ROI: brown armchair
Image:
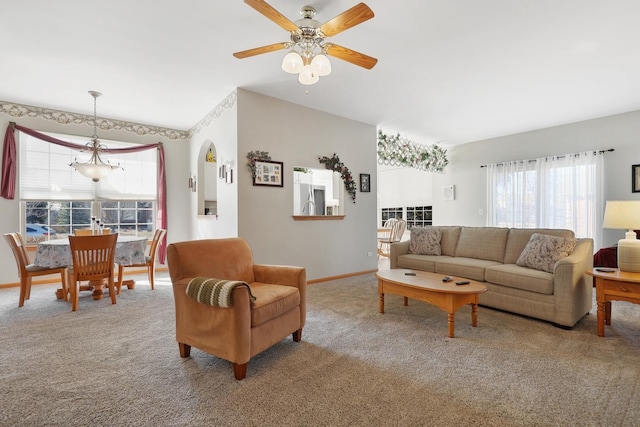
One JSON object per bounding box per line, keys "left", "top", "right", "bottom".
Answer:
{"left": 167, "top": 237, "right": 306, "bottom": 380}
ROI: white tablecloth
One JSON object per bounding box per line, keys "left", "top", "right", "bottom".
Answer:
{"left": 34, "top": 235, "right": 147, "bottom": 268}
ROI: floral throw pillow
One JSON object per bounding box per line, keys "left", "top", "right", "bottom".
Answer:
{"left": 516, "top": 233, "right": 578, "bottom": 273}
{"left": 409, "top": 227, "right": 442, "bottom": 255}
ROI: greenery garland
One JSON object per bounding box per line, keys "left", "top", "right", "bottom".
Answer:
{"left": 246, "top": 150, "right": 271, "bottom": 178}
{"left": 377, "top": 130, "right": 449, "bottom": 173}
{"left": 318, "top": 153, "right": 357, "bottom": 203}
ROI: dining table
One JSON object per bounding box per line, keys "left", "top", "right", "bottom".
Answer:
{"left": 34, "top": 235, "right": 148, "bottom": 300}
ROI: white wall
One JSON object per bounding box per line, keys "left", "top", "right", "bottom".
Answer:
{"left": 377, "top": 164, "right": 433, "bottom": 226}
{"left": 189, "top": 93, "right": 239, "bottom": 239}
{"left": 432, "top": 110, "right": 640, "bottom": 250}
{"left": 0, "top": 112, "right": 191, "bottom": 285}
{"left": 236, "top": 89, "right": 378, "bottom": 280}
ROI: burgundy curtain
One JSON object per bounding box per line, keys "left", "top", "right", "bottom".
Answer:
{"left": 1, "top": 123, "right": 168, "bottom": 263}
{"left": 0, "top": 125, "right": 16, "bottom": 199}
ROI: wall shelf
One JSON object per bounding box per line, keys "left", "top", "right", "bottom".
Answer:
{"left": 292, "top": 215, "right": 345, "bottom": 221}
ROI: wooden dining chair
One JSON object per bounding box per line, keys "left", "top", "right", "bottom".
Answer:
{"left": 74, "top": 228, "right": 111, "bottom": 236}
{"left": 67, "top": 233, "right": 118, "bottom": 311}
{"left": 377, "top": 219, "right": 407, "bottom": 258}
{"left": 116, "top": 229, "right": 166, "bottom": 293}
{"left": 3, "top": 232, "right": 68, "bottom": 307}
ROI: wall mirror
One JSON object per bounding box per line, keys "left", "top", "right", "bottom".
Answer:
{"left": 293, "top": 167, "right": 343, "bottom": 216}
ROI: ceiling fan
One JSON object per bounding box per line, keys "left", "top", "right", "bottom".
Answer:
{"left": 233, "top": 0, "right": 377, "bottom": 85}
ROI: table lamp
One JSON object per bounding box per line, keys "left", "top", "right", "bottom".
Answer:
{"left": 603, "top": 200, "right": 640, "bottom": 272}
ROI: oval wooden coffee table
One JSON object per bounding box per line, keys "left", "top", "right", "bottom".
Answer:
{"left": 376, "top": 269, "right": 487, "bottom": 338}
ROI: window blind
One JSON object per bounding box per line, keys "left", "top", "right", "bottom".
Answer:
{"left": 19, "top": 131, "right": 157, "bottom": 201}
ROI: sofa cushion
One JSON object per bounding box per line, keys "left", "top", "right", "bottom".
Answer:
{"left": 516, "top": 233, "right": 578, "bottom": 273}
{"left": 397, "top": 254, "right": 451, "bottom": 272}
{"left": 437, "top": 226, "right": 462, "bottom": 256}
{"left": 409, "top": 227, "right": 442, "bottom": 255}
{"left": 504, "top": 228, "right": 575, "bottom": 265}
{"left": 455, "top": 227, "right": 509, "bottom": 262}
{"left": 485, "top": 264, "right": 554, "bottom": 295}
{"left": 249, "top": 282, "right": 300, "bottom": 328}
{"left": 434, "top": 257, "right": 502, "bottom": 282}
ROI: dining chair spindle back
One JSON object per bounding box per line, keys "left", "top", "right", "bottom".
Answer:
{"left": 67, "top": 233, "right": 118, "bottom": 311}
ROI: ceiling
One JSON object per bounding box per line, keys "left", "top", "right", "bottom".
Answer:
{"left": 3, "top": 0, "right": 640, "bottom": 146}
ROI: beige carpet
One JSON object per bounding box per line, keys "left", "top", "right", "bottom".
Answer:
{"left": 1, "top": 272, "right": 639, "bottom": 426}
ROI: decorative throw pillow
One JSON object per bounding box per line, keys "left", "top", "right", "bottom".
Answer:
{"left": 516, "top": 233, "right": 578, "bottom": 273}
{"left": 409, "top": 227, "right": 442, "bottom": 255}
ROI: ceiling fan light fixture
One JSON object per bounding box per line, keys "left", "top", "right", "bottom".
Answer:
{"left": 310, "top": 54, "right": 331, "bottom": 77}
{"left": 281, "top": 51, "right": 303, "bottom": 74}
{"left": 298, "top": 65, "right": 319, "bottom": 85}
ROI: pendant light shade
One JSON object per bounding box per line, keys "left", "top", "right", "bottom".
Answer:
{"left": 69, "top": 91, "right": 121, "bottom": 182}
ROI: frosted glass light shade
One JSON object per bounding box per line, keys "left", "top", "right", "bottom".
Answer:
{"left": 298, "top": 65, "right": 319, "bottom": 85}
{"left": 281, "top": 51, "right": 303, "bottom": 74}
{"left": 310, "top": 54, "right": 331, "bottom": 77}
{"left": 70, "top": 160, "right": 117, "bottom": 182}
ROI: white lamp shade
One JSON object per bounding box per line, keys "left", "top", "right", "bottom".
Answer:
{"left": 71, "top": 161, "right": 117, "bottom": 182}
{"left": 603, "top": 200, "right": 640, "bottom": 237}
{"left": 310, "top": 54, "right": 331, "bottom": 77}
{"left": 298, "top": 65, "right": 319, "bottom": 85}
{"left": 281, "top": 51, "right": 303, "bottom": 74}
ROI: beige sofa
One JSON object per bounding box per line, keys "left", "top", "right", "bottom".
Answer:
{"left": 390, "top": 227, "right": 594, "bottom": 328}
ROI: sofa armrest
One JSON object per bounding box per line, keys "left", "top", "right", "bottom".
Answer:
{"left": 253, "top": 264, "right": 306, "bottom": 288}
{"left": 552, "top": 238, "right": 594, "bottom": 325}
{"left": 171, "top": 278, "right": 253, "bottom": 364}
{"left": 390, "top": 240, "right": 411, "bottom": 269}
{"left": 554, "top": 238, "right": 594, "bottom": 287}
{"left": 253, "top": 264, "right": 306, "bottom": 330}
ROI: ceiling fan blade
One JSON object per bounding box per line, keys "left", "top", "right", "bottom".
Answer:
{"left": 244, "top": 0, "right": 299, "bottom": 32}
{"left": 319, "top": 3, "right": 374, "bottom": 37}
{"left": 233, "top": 43, "right": 287, "bottom": 59}
{"left": 325, "top": 44, "right": 378, "bottom": 69}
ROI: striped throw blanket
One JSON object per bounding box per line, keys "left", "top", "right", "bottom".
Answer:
{"left": 186, "top": 277, "right": 256, "bottom": 308}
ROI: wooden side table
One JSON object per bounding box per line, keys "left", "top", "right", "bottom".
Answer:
{"left": 586, "top": 268, "right": 640, "bottom": 337}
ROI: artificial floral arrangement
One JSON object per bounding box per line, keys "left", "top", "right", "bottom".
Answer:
{"left": 377, "top": 130, "right": 449, "bottom": 173}
{"left": 246, "top": 150, "right": 271, "bottom": 177}
{"left": 318, "top": 153, "right": 357, "bottom": 203}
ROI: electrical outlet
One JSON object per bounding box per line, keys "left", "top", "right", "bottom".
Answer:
{"left": 367, "top": 251, "right": 373, "bottom": 257}
{"left": 478, "top": 208, "right": 484, "bottom": 215}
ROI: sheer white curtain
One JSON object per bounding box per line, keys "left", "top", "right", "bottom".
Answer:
{"left": 487, "top": 151, "right": 604, "bottom": 249}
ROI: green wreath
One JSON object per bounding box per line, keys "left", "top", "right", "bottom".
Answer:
{"left": 318, "top": 153, "right": 357, "bottom": 203}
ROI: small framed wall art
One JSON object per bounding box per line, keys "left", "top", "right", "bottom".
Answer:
{"left": 253, "top": 160, "right": 284, "bottom": 187}
{"left": 360, "top": 174, "right": 370, "bottom": 192}
{"left": 443, "top": 185, "right": 455, "bottom": 200}
{"left": 633, "top": 164, "right": 640, "bottom": 193}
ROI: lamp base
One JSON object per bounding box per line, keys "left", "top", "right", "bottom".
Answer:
{"left": 617, "top": 238, "right": 640, "bottom": 272}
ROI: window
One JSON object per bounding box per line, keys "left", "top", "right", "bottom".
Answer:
{"left": 406, "top": 206, "right": 432, "bottom": 229}
{"left": 19, "top": 131, "right": 157, "bottom": 244}
{"left": 381, "top": 207, "right": 403, "bottom": 227}
{"left": 486, "top": 151, "right": 604, "bottom": 248}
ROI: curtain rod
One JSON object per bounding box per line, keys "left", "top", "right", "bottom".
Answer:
{"left": 480, "top": 148, "right": 614, "bottom": 168}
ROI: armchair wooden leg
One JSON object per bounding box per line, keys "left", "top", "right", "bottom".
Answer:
{"left": 292, "top": 328, "right": 302, "bottom": 342}
{"left": 233, "top": 363, "right": 248, "bottom": 380}
{"left": 178, "top": 342, "right": 191, "bottom": 358}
